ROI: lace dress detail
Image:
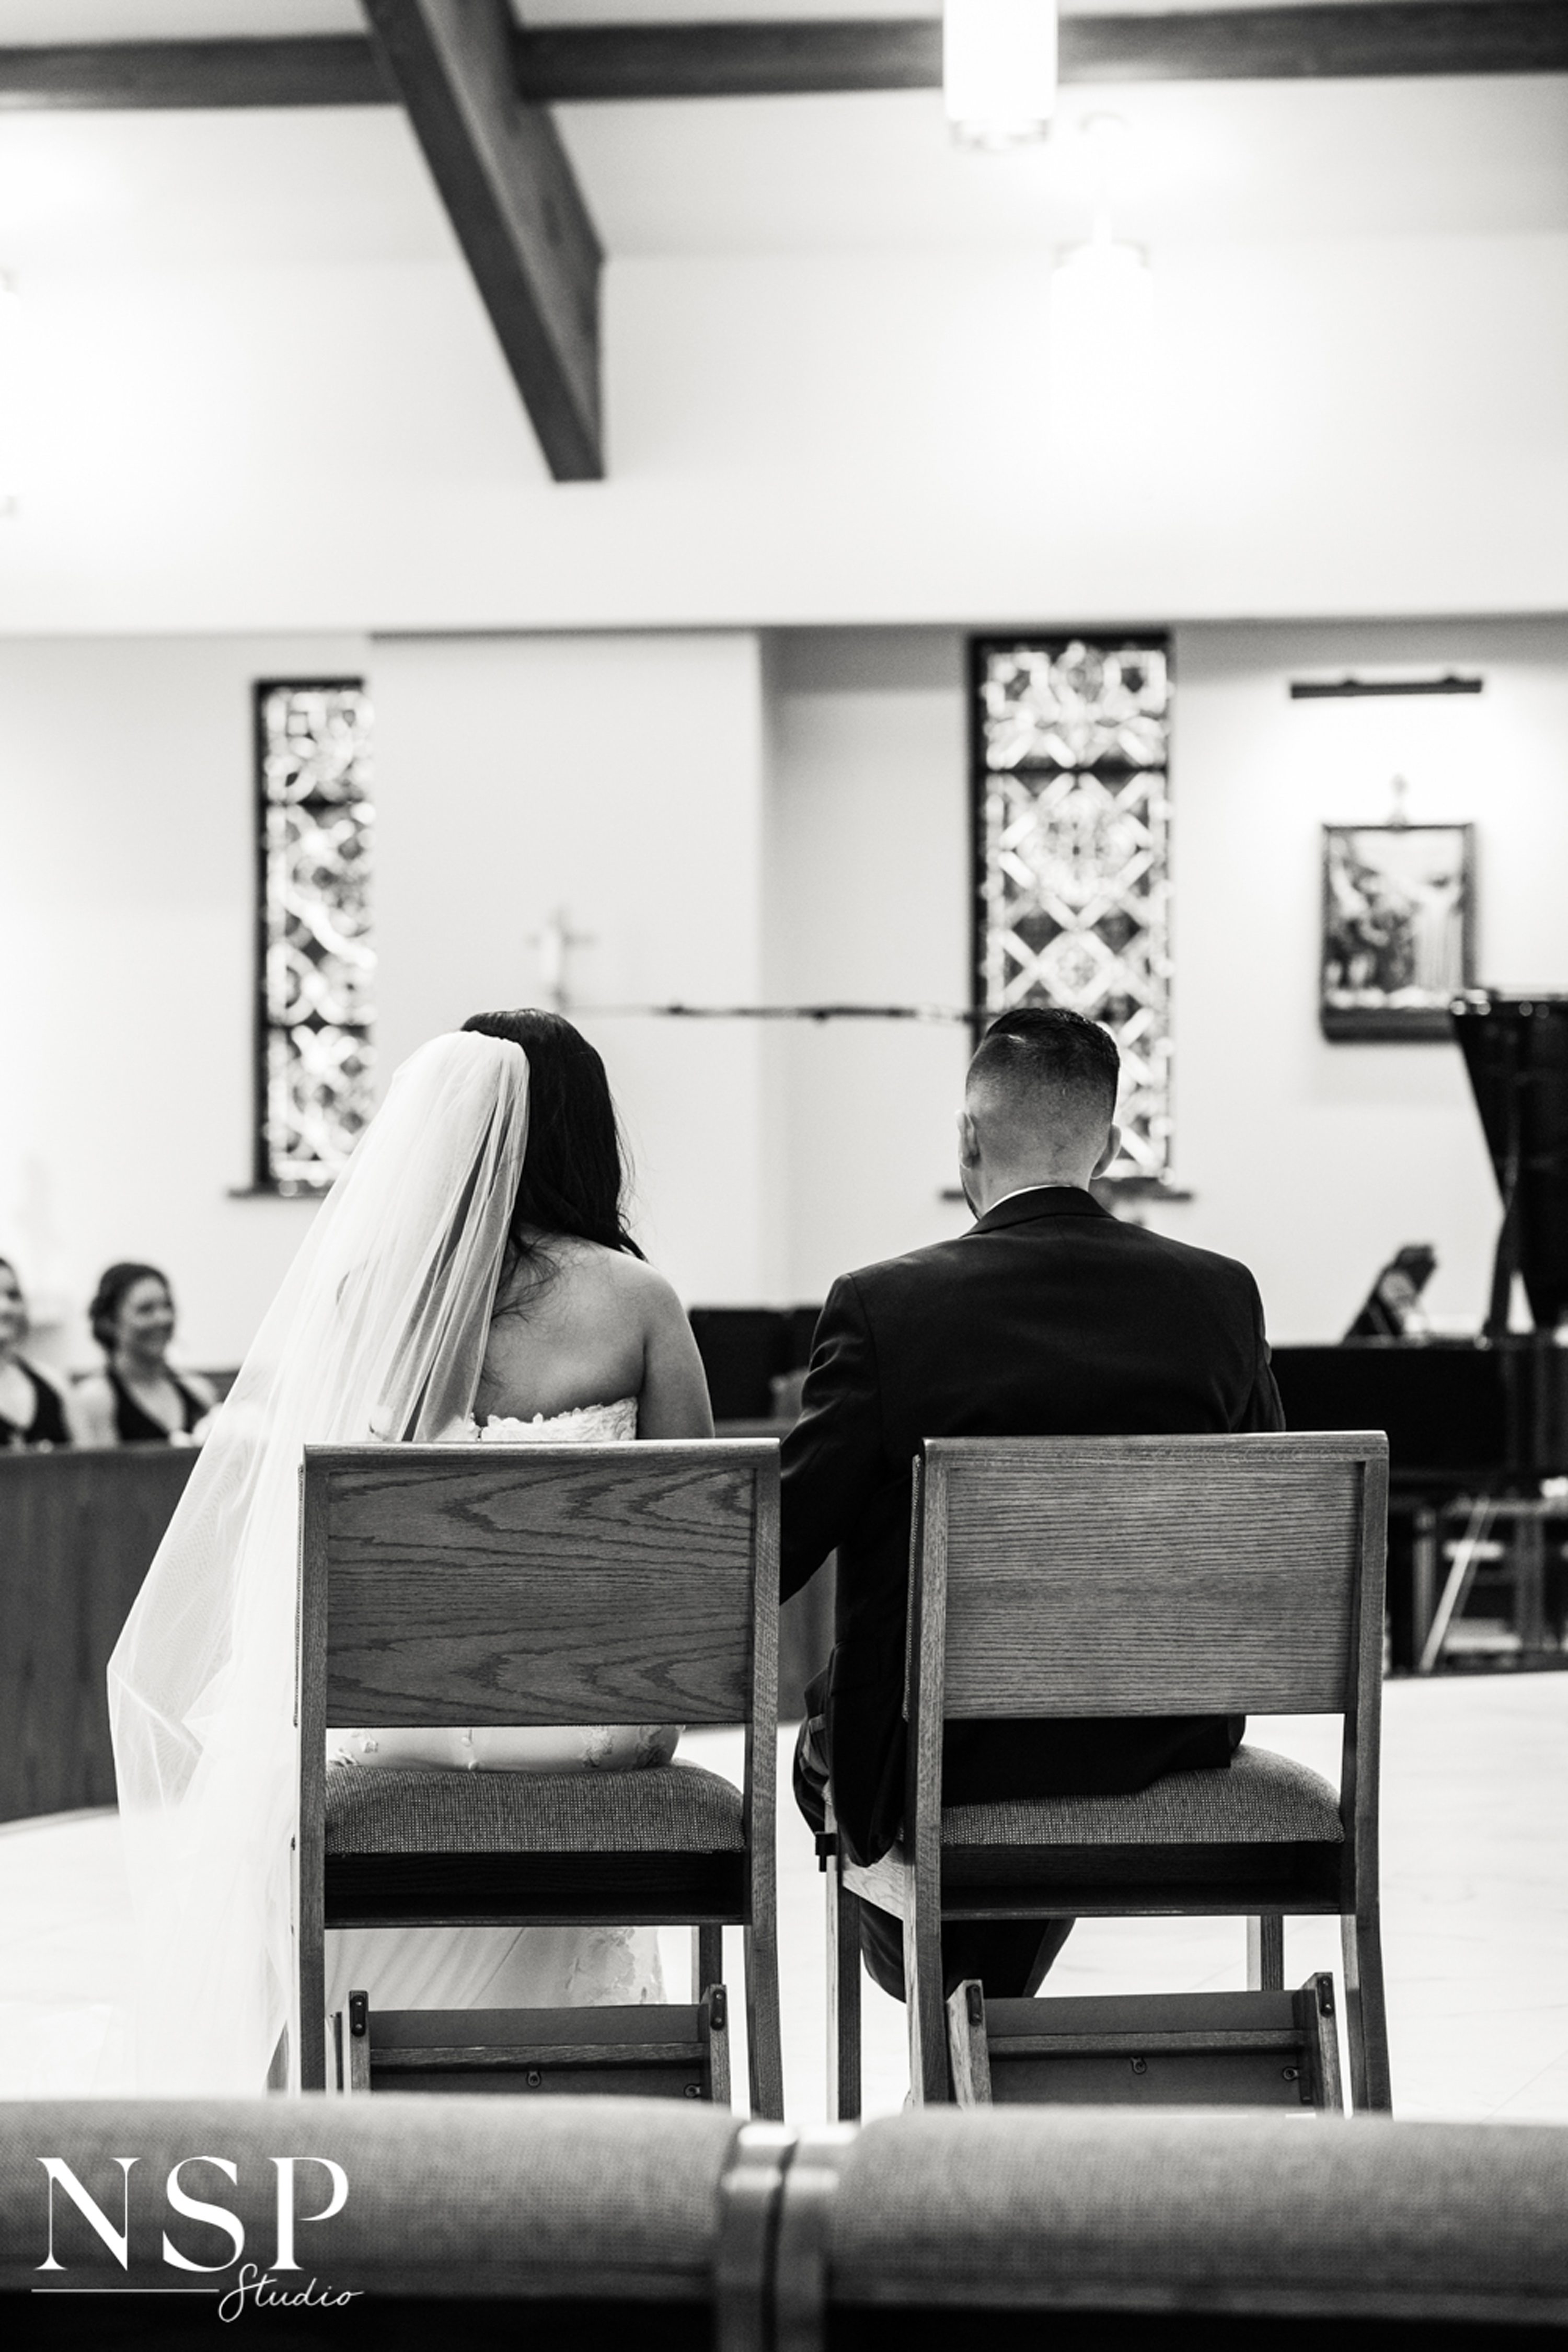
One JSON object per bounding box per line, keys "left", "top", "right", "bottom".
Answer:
{"left": 479, "top": 1397, "right": 638, "bottom": 1445}
{"left": 324, "top": 1395, "right": 673, "bottom": 2015}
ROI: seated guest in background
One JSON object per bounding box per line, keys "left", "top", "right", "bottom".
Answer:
{"left": 783, "top": 1006, "right": 1285, "bottom": 2005}
{"left": 0, "top": 1258, "right": 73, "bottom": 1449}
{"left": 74, "top": 1262, "right": 216, "bottom": 1446}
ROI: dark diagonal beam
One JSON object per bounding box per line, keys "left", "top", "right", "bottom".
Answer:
{"left": 361, "top": 0, "right": 602, "bottom": 481}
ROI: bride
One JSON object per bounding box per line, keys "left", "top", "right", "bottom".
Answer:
{"left": 109, "top": 1011, "right": 713, "bottom": 2093}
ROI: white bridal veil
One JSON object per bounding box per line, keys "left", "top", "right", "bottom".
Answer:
{"left": 108, "top": 1031, "right": 530, "bottom": 2093}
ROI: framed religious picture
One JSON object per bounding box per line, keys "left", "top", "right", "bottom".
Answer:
{"left": 1320, "top": 822, "right": 1474, "bottom": 1041}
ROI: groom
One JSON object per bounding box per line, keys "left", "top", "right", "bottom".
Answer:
{"left": 781, "top": 1005, "right": 1285, "bottom": 2002}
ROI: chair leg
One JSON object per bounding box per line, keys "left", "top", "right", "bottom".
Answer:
{"left": 744, "top": 1919, "right": 786, "bottom": 2123}
{"left": 905, "top": 1903, "right": 949, "bottom": 2106}
{"left": 946, "top": 1981, "right": 992, "bottom": 2106}
{"left": 1341, "top": 1904, "right": 1394, "bottom": 2114}
{"left": 1247, "top": 1913, "right": 1285, "bottom": 1991}
{"left": 827, "top": 1867, "right": 862, "bottom": 2122}
{"left": 693, "top": 1923, "right": 724, "bottom": 2001}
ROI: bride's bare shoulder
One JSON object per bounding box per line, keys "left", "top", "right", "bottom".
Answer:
{"left": 509, "top": 1234, "right": 681, "bottom": 1329}
{"left": 577, "top": 1241, "right": 685, "bottom": 1326}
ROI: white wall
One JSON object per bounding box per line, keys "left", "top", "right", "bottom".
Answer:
{"left": 2, "top": 231, "right": 1566, "bottom": 633}
{"left": 370, "top": 629, "right": 774, "bottom": 1303}
{"left": 763, "top": 630, "right": 973, "bottom": 1301}
{"left": 0, "top": 632, "right": 367, "bottom": 1371}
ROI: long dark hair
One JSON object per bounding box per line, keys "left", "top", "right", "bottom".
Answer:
{"left": 89, "top": 1262, "right": 172, "bottom": 1355}
{"left": 462, "top": 1009, "right": 643, "bottom": 1260}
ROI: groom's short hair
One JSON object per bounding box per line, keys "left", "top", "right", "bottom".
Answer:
{"left": 967, "top": 1007, "right": 1120, "bottom": 1130}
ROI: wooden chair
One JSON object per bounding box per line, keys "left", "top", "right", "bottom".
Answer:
{"left": 826, "top": 1431, "right": 1390, "bottom": 2114}
{"left": 297, "top": 1438, "right": 783, "bottom": 2116}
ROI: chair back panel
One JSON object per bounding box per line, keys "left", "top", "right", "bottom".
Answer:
{"left": 933, "top": 1435, "right": 1379, "bottom": 1719}
{"left": 308, "top": 1444, "right": 767, "bottom": 1727}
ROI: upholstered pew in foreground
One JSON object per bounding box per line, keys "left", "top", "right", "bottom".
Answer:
{"left": 2, "top": 2096, "right": 743, "bottom": 2347}
{"left": 774, "top": 2107, "right": 1568, "bottom": 2349}
{"left": 3, "top": 2099, "right": 1566, "bottom": 2348}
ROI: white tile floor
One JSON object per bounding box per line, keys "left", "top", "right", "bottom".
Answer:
{"left": 1, "top": 1671, "right": 1564, "bottom": 2119}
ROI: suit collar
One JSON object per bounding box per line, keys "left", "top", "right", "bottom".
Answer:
{"left": 970, "top": 1184, "right": 1111, "bottom": 1236}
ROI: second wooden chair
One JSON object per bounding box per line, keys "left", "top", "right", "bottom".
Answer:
{"left": 826, "top": 1431, "right": 1390, "bottom": 2114}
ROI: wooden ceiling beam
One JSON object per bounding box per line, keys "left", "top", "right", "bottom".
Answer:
{"left": 1060, "top": 4, "right": 1568, "bottom": 84}
{"left": 0, "top": 37, "right": 389, "bottom": 109}
{"left": 2, "top": 9, "right": 1566, "bottom": 112}
{"left": 515, "top": 8, "right": 1568, "bottom": 101}
{"left": 360, "top": 0, "right": 603, "bottom": 482}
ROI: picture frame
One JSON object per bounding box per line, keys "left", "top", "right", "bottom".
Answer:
{"left": 1321, "top": 822, "right": 1474, "bottom": 1041}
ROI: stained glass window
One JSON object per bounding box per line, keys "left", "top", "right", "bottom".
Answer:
{"left": 972, "top": 635, "right": 1173, "bottom": 1185}
{"left": 254, "top": 679, "right": 375, "bottom": 1194}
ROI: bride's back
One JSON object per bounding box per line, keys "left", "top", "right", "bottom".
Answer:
{"left": 477, "top": 1236, "right": 665, "bottom": 1422}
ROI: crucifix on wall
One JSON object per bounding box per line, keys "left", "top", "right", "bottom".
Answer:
{"left": 528, "top": 905, "right": 595, "bottom": 1011}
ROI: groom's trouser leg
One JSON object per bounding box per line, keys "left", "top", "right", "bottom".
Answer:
{"left": 792, "top": 1716, "right": 1075, "bottom": 2003}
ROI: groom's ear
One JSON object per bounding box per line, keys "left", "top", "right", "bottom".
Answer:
{"left": 1091, "top": 1122, "right": 1122, "bottom": 1182}
{"left": 957, "top": 1106, "right": 981, "bottom": 1171}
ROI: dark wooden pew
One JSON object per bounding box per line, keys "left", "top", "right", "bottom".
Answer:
{"left": 0, "top": 1447, "right": 196, "bottom": 1823}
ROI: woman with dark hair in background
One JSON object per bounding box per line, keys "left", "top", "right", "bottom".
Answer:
{"left": 74, "top": 1262, "right": 215, "bottom": 1446}
{"left": 0, "top": 1258, "right": 73, "bottom": 1449}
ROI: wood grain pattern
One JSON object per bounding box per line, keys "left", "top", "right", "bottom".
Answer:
{"left": 0, "top": 1446, "right": 195, "bottom": 1822}
{"left": 937, "top": 1436, "right": 1376, "bottom": 1717}
{"left": 884, "top": 1433, "right": 1391, "bottom": 2111}
{"left": 297, "top": 1440, "right": 781, "bottom": 2099}
{"left": 905, "top": 1451, "right": 951, "bottom": 2104}
{"left": 742, "top": 1443, "right": 785, "bottom": 2118}
{"left": 317, "top": 1446, "right": 762, "bottom": 1725}
{"left": 946, "top": 1982, "right": 993, "bottom": 2108}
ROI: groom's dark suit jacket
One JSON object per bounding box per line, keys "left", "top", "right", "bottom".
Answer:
{"left": 780, "top": 1186, "right": 1285, "bottom": 1867}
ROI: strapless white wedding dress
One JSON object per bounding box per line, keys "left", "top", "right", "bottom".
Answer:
{"left": 323, "top": 1397, "right": 674, "bottom": 2016}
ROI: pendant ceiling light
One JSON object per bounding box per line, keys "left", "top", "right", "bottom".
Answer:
{"left": 944, "top": 0, "right": 1058, "bottom": 150}
{"left": 1050, "top": 115, "right": 1153, "bottom": 376}
{"left": 0, "top": 274, "right": 20, "bottom": 516}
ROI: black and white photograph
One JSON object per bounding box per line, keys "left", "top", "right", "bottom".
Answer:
{"left": 1, "top": 0, "right": 1567, "bottom": 2337}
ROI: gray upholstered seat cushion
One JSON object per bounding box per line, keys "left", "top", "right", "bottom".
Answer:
{"left": 326, "top": 1760, "right": 745, "bottom": 1857}
{"left": 942, "top": 1744, "right": 1343, "bottom": 1848}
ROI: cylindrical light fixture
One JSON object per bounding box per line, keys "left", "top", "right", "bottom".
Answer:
{"left": 944, "top": 0, "right": 1057, "bottom": 150}
{"left": 0, "top": 274, "right": 21, "bottom": 516}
